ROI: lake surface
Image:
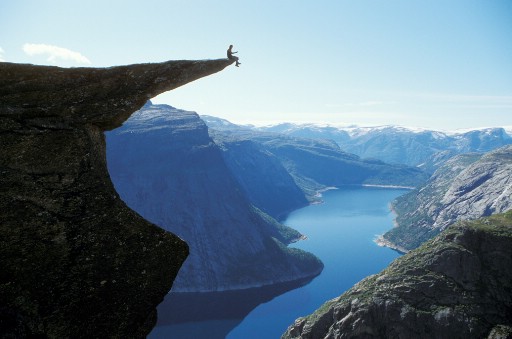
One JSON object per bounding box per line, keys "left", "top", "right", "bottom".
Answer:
{"left": 149, "top": 186, "right": 407, "bottom": 338}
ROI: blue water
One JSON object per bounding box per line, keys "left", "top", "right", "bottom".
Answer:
{"left": 150, "top": 186, "right": 406, "bottom": 339}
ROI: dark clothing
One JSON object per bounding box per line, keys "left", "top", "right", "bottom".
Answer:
{"left": 227, "top": 47, "right": 237, "bottom": 60}
{"left": 227, "top": 45, "right": 240, "bottom": 66}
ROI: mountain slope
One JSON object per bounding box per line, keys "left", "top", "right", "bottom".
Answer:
{"left": 283, "top": 211, "right": 512, "bottom": 339}
{"left": 257, "top": 134, "right": 427, "bottom": 189}
{"left": 106, "top": 103, "right": 323, "bottom": 292}
{"left": 212, "top": 131, "right": 309, "bottom": 220}
{"left": 203, "top": 119, "right": 428, "bottom": 207}
{"left": 382, "top": 145, "right": 512, "bottom": 251}
{"left": 245, "top": 121, "right": 512, "bottom": 171}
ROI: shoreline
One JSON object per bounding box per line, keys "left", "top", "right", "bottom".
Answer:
{"left": 310, "top": 186, "right": 338, "bottom": 205}
{"left": 374, "top": 235, "right": 409, "bottom": 254}
{"left": 362, "top": 184, "right": 415, "bottom": 190}
{"left": 306, "top": 184, "right": 411, "bottom": 254}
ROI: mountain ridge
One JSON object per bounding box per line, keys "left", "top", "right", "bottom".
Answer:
{"left": 382, "top": 145, "right": 512, "bottom": 251}
{"left": 203, "top": 116, "right": 512, "bottom": 172}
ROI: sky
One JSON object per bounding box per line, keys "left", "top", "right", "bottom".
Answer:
{"left": 2, "top": 0, "right": 512, "bottom": 131}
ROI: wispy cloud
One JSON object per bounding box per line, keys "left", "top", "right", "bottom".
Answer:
{"left": 0, "top": 47, "right": 5, "bottom": 62}
{"left": 325, "top": 101, "right": 397, "bottom": 108}
{"left": 23, "top": 43, "right": 91, "bottom": 64}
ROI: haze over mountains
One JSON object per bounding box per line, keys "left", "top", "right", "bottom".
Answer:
{"left": 204, "top": 116, "right": 512, "bottom": 173}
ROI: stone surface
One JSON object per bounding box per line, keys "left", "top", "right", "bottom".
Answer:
{"left": 0, "top": 59, "right": 233, "bottom": 337}
{"left": 283, "top": 211, "right": 512, "bottom": 339}
{"left": 383, "top": 145, "right": 512, "bottom": 251}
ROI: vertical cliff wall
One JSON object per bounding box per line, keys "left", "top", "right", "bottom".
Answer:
{"left": 106, "top": 103, "right": 323, "bottom": 292}
{"left": 0, "top": 59, "right": 233, "bottom": 337}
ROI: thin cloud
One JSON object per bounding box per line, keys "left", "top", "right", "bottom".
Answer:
{"left": 325, "top": 101, "right": 397, "bottom": 108}
{"left": 23, "top": 43, "right": 91, "bottom": 64}
{"left": 0, "top": 46, "right": 5, "bottom": 62}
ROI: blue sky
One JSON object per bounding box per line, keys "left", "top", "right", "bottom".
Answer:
{"left": 2, "top": 0, "right": 511, "bottom": 130}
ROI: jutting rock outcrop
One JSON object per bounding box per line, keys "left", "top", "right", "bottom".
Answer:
{"left": 283, "top": 211, "right": 512, "bottom": 339}
{"left": 0, "top": 59, "right": 233, "bottom": 337}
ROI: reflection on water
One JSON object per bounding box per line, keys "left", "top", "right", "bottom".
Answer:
{"left": 149, "top": 187, "right": 407, "bottom": 338}
{"left": 149, "top": 278, "right": 314, "bottom": 339}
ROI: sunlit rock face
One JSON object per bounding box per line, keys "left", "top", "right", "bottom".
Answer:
{"left": 0, "top": 59, "right": 232, "bottom": 337}
{"left": 383, "top": 145, "right": 512, "bottom": 252}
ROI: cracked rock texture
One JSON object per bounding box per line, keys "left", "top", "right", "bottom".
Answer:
{"left": 0, "top": 59, "right": 233, "bottom": 337}
{"left": 383, "top": 145, "right": 512, "bottom": 251}
{"left": 283, "top": 211, "right": 512, "bottom": 339}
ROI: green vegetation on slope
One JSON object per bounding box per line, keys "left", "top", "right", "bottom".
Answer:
{"left": 283, "top": 211, "right": 512, "bottom": 339}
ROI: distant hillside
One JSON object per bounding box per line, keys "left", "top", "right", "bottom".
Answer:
{"left": 204, "top": 118, "right": 428, "bottom": 211}
{"left": 211, "top": 131, "right": 310, "bottom": 220}
{"left": 106, "top": 103, "right": 323, "bottom": 292}
{"left": 338, "top": 126, "right": 511, "bottom": 169}
{"left": 203, "top": 117, "right": 512, "bottom": 172}
{"left": 381, "top": 145, "right": 512, "bottom": 252}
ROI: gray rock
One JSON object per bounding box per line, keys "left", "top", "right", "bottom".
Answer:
{"left": 283, "top": 212, "right": 512, "bottom": 339}
{"left": 251, "top": 124, "right": 512, "bottom": 171}
{"left": 383, "top": 145, "right": 512, "bottom": 251}
{"left": 0, "top": 59, "right": 233, "bottom": 337}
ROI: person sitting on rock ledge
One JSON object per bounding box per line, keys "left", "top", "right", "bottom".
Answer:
{"left": 227, "top": 45, "right": 241, "bottom": 67}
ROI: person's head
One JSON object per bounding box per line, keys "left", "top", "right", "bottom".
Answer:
{"left": 229, "top": 45, "right": 233, "bottom": 48}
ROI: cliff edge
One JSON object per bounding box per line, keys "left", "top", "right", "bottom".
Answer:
{"left": 0, "top": 59, "right": 233, "bottom": 337}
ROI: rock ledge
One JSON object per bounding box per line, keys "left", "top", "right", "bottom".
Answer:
{"left": 0, "top": 59, "right": 233, "bottom": 337}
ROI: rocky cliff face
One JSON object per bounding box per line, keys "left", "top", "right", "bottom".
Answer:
{"left": 383, "top": 145, "right": 512, "bottom": 251}
{"left": 0, "top": 59, "right": 233, "bottom": 337}
{"left": 283, "top": 211, "right": 512, "bottom": 339}
{"left": 106, "top": 103, "right": 323, "bottom": 292}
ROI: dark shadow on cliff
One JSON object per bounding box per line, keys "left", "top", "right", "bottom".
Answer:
{"left": 0, "top": 59, "right": 234, "bottom": 337}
